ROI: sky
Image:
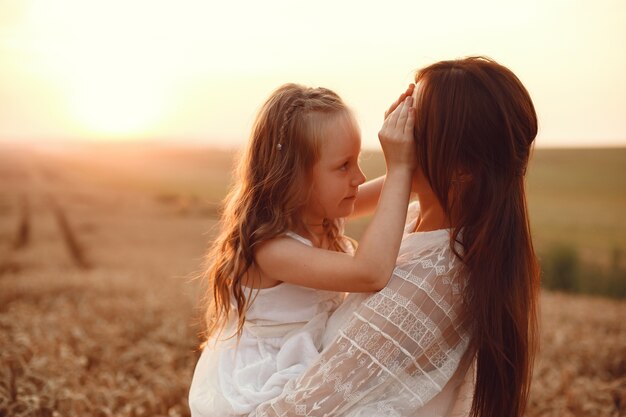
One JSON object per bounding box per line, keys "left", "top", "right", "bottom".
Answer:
{"left": 1, "top": 0, "right": 625, "bottom": 149}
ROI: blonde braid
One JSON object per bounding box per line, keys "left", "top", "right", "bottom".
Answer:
{"left": 278, "top": 96, "right": 306, "bottom": 151}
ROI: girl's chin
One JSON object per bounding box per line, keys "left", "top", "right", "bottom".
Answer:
{"left": 336, "top": 201, "right": 356, "bottom": 217}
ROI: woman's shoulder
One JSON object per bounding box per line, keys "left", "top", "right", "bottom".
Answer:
{"left": 407, "top": 199, "right": 421, "bottom": 220}
{"left": 395, "top": 230, "right": 468, "bottom": 293}
{"left": 404, "top": 200, "right": 421, "bottom": 232}
{"left": 399, "top": 226, "right": 460, "bottom": 265}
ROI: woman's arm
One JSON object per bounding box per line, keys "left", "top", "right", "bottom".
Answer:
{"left": 248, "top": 244, "right": 472, "bottom": 416}
{"left": 255, "top": 96, "right": 416, "bottom": 293}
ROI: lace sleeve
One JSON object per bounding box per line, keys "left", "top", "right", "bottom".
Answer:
{"left": 249, "top": 240, "right": 472, "bottom": 417}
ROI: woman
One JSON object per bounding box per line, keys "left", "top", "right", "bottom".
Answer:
{"left": 248, "top": 56, "right": 540, "bottom": 417}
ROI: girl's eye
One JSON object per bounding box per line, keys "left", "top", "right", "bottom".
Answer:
{"left": 339, "top": 162, "right": 349, "bottom": 171}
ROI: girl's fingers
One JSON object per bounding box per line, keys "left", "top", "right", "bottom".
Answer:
{"left": 389, "top": 95, "right": 412, "bottom": 130}
{"left": 396, "top": 96, "right": 412, "bottom": 129}
{"left": 384, "top": 84, "right": 415, "bottom": 119}
{"left": 404, "top": 106, "right": 416, "bottom": 134}
{"left": 386, "top": 96, "right": 407, "bottom": 128}
{"left": 384, "top": 95, "right": 403, "bottom": 120}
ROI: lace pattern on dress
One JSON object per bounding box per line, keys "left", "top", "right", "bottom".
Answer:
{"left": 250, "top": 239, "right": 471, "bottom": 417}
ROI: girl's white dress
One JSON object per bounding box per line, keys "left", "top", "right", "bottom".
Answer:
{"left": 188, "top": 232, "right": 346, "bottom": 417}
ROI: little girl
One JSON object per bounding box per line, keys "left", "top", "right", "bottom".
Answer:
{"left": 189, "top": 83, "right": 416, "bottom": 416}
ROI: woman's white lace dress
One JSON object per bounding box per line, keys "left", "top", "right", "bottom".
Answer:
{"left": 249, "top": 203, "right": 476, "bottom": 417}
{"left": 188, "top": 232, "right": 345, "bottom": 417}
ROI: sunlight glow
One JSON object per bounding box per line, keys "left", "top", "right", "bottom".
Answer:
{"left": 0, "top": 0, "right": 624, "bottom": 146}
{"left": 18, "top": 0, "right": 189, "bottom": 139}
{"left": 69, "top": 77, "right": 165, "bottom": 139}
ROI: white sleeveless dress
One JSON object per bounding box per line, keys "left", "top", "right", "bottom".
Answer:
{"left": 188, "top": 232, "right": 346, "bottom": 417}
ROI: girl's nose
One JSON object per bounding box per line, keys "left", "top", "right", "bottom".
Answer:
{"left": 351, "top": 167, "right": 366, "bottom": 187}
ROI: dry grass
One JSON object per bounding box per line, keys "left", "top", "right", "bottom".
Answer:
{"left": 530, "top": 292, "right": 626, "bottom": 416}
{"left": 0, "top": 144, "right": 624, "bottom": 416}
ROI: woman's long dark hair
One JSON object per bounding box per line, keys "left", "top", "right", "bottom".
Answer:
{"left": 414, "top": 57, "right": 540, "bottom": 417}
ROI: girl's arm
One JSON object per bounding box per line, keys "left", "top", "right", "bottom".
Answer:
{"left": 255, "top": 93, "right": 416, "bottom": 293}
{"left": 350, "top": 84, "right": 416, "bottom": 218}
{"left": 350, "top": 175, "right": 385, "bottom": 218}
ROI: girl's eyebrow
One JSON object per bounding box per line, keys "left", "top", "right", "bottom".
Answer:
{"left": 331, "top": 152, "right": 356, "bottom": 164}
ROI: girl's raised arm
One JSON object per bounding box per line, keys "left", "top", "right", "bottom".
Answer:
{"left": 351, "top": 84, "right": 415, "bottom": 218}
{"left": 255, "top": 94, "right": 416, "bottom": 293}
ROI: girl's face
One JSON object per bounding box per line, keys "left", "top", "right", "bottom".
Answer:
{"left": 305, "top": 115, "right": 366, "bottom": 223}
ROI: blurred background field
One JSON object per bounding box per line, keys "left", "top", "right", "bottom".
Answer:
{"left": 357, "top": 147, "right": 626, "bottom": 299}
{"left": 1, "top": 143, "right": 625, "bottom": 416}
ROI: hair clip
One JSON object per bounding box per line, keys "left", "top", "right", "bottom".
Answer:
{"left": 276, "top": 143, "right": 283, "bottom": 151}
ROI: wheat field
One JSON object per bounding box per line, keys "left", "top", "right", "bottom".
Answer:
{"left": 0, "top": 144, "right": 625, "bottom": 416}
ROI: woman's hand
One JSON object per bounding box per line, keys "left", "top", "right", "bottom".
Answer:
{"left": 378, "top": 87, "right": 417, "bottom": 172}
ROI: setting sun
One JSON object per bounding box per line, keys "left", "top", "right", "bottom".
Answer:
{"left": 68, "top": 73, "right": 167, "bottom": 139}
{"left": 14, "top": 0, "right": 186, "bottom": 139}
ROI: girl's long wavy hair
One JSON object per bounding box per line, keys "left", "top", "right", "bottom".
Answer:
{"left": 201, "top": 83, "right": 356, "bottom": 343}
{"left": 414, "top": 57, "right": 540, "bottom": 417}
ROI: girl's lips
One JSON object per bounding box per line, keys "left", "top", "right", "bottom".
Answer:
{"left": 344, "top": 189, "right": 359, "bottom": 200}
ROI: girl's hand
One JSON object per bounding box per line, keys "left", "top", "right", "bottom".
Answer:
{"left": 384, "top": 84, "right": 415, "bottom": 120}
{"left": 378, "top": 91, "right": 417, "bottom": 172}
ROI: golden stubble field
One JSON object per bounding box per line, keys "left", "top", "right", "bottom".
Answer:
{"left": 0, "top": 144, "right": 625, "bottom": 417}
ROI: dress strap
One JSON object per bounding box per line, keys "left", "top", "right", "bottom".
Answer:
{"left": 284, "top": 231, "right": 313, "bottom": 247}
